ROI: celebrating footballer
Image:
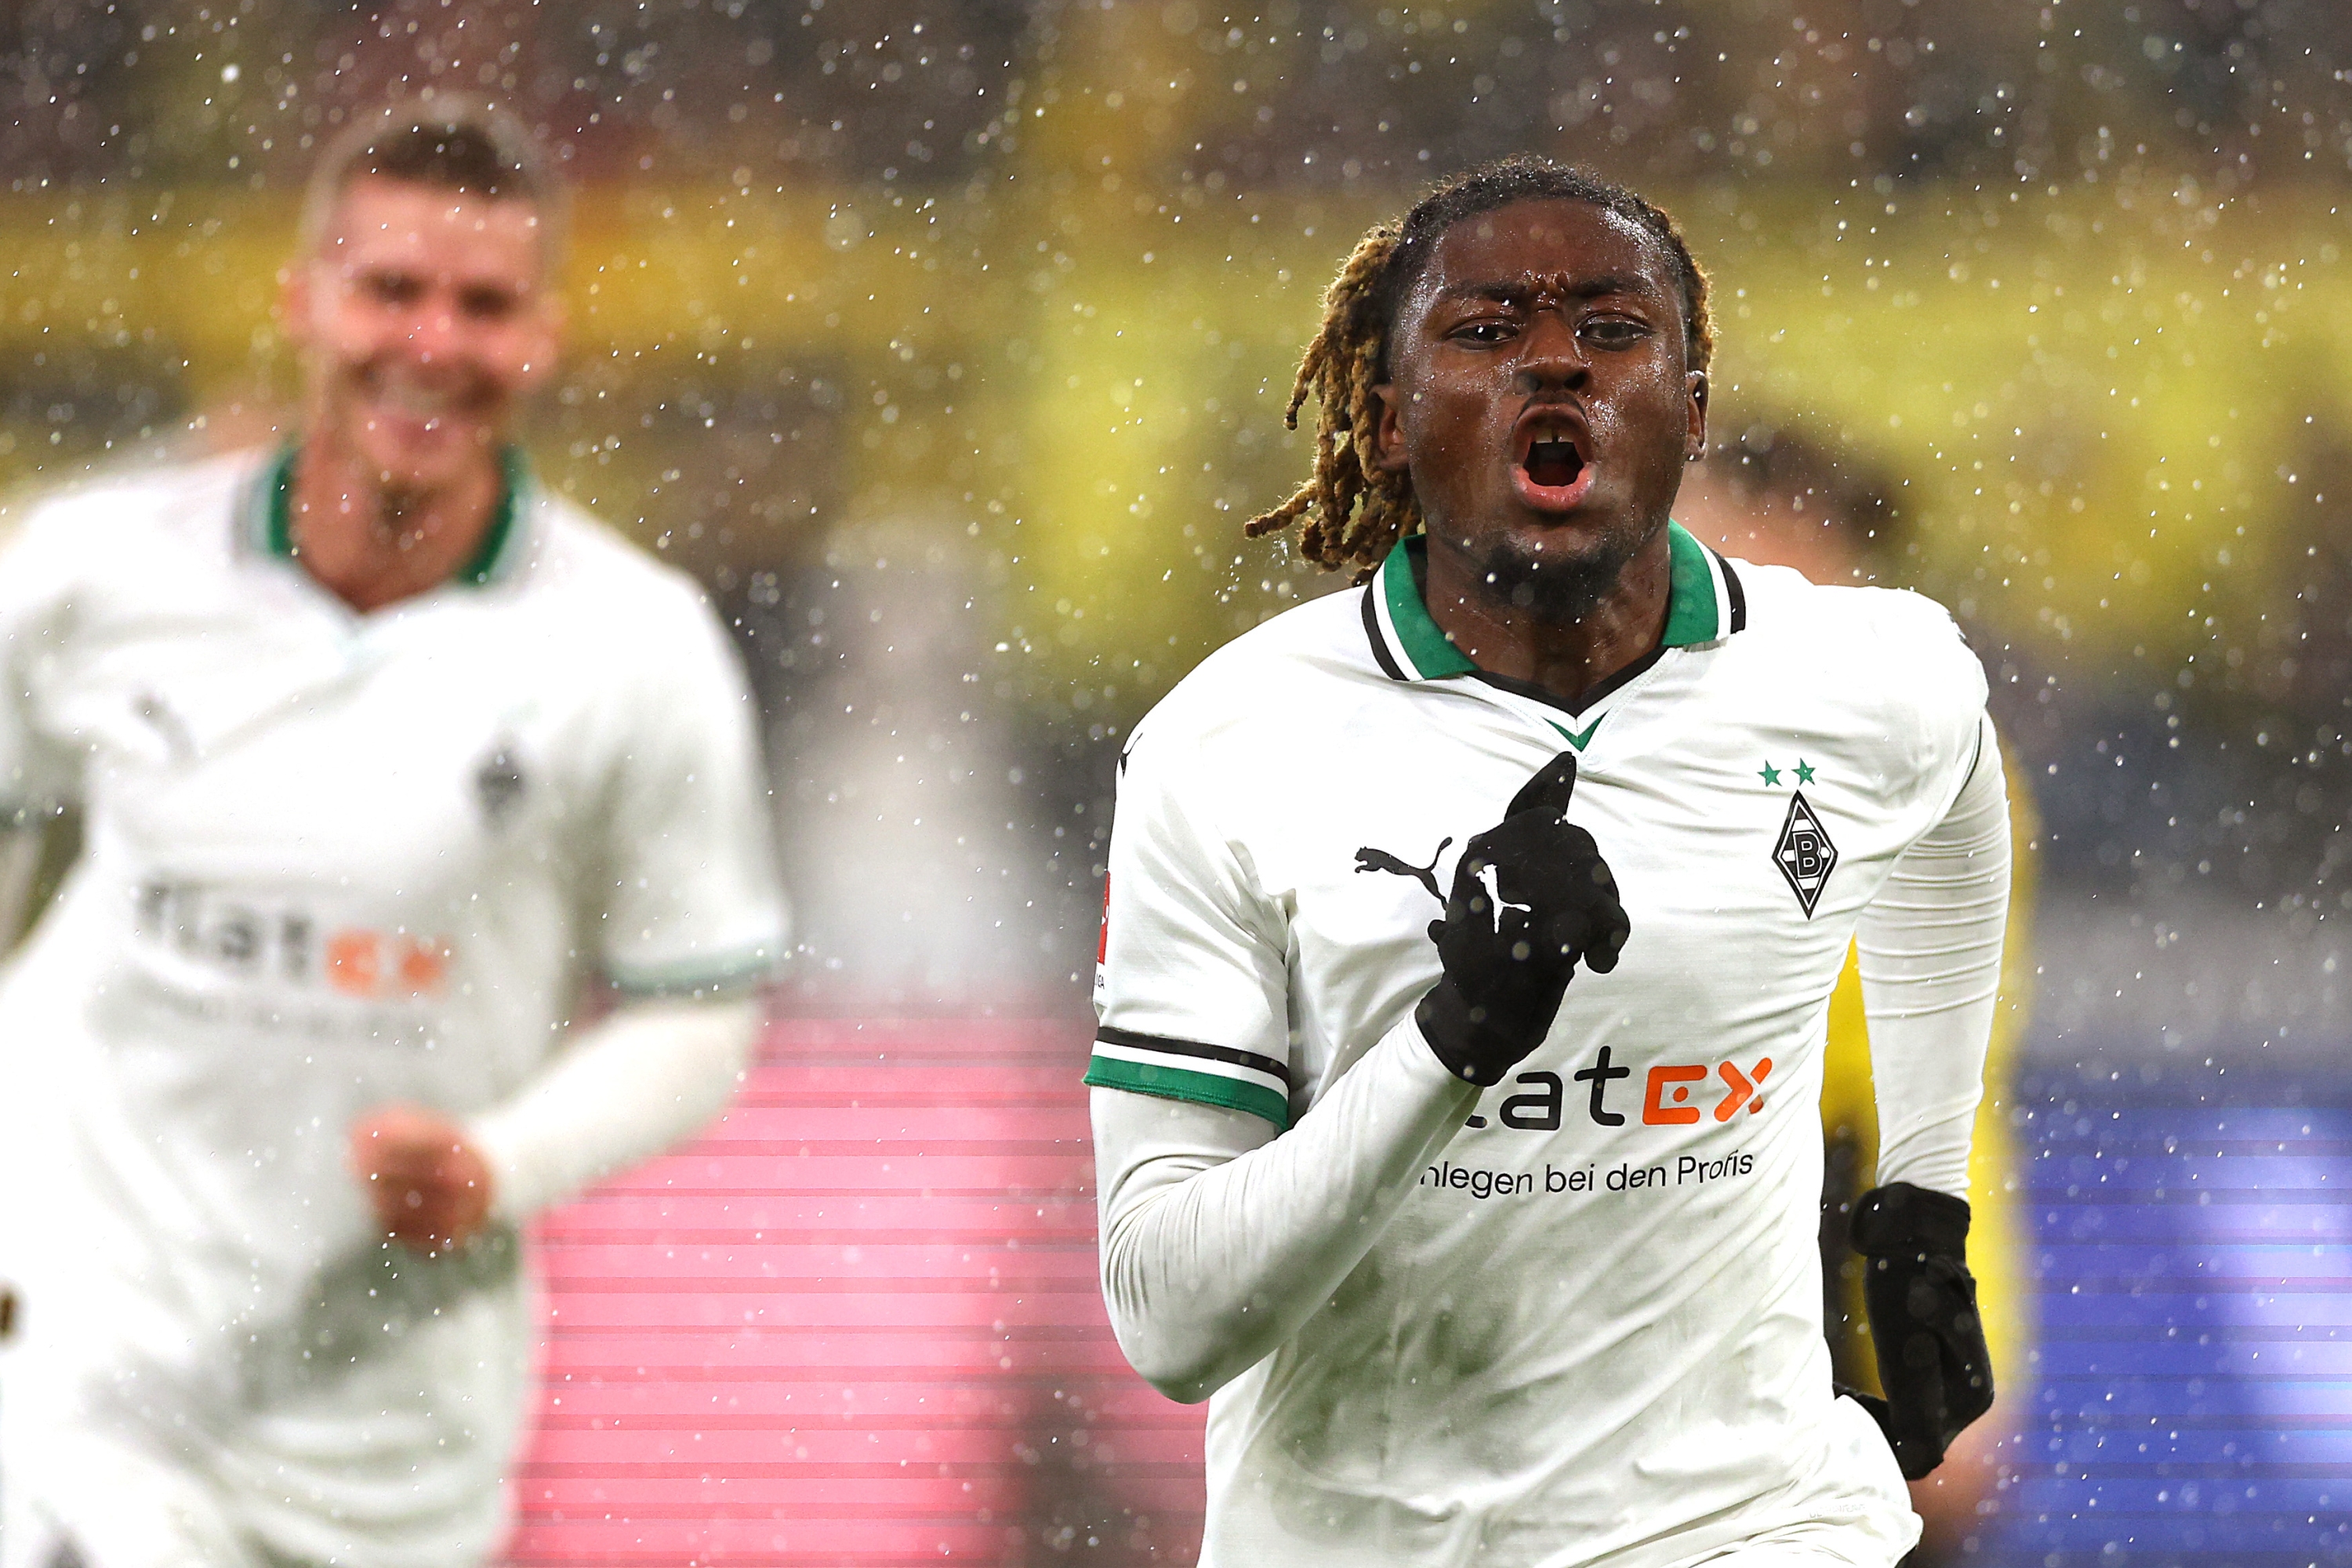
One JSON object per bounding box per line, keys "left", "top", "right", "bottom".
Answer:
{"left": 1087, "top": 159, "right": 2012, "bottom": 1566}
{"left": 0, "top": 101, "right": 786, "bottom": 1568}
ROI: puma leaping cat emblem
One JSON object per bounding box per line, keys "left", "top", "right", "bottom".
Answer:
{"left": 1353, "top": 837, "right": 1454, "bottom": 904}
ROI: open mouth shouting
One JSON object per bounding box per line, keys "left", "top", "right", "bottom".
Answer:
{"left": 1512, "top": 406, "right": 1595, "bottom": 513}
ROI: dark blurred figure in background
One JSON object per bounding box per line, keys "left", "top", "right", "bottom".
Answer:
{"left": 0, "top": 97, "right": 786, "bottom": 1568}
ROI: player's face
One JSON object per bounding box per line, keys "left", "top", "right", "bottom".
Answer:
{"left": 284, "top": 176, "right": 557, "bottom": 491}
{"left": 1374, "top": 198, "right": 1706, "bottom": 617}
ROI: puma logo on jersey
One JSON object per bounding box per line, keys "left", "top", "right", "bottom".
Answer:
{"left": 1475, "top": 860, "right": 1533, "bottom": 922}
{"left": 1353, "top": 837, "right": 1452, "bottom": 902}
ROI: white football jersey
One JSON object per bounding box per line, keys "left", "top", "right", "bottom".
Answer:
{"left": 1089, "top": 525, "right": 1987, "bottom": 1567}
{"left": 0, "top": 448, "right": 786, "bottom": 1568}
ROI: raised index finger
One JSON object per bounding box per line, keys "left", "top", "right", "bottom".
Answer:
{"left": 1504, "top": 750, "right": 1580, "bottom": 822}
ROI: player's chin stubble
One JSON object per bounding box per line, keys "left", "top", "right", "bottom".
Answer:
{"left": 1465, "top": 514, "right": 1654, "bottom": 624}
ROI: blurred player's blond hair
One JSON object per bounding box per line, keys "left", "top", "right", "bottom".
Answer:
{"left": 301, "top": 94, "right": 568, "bottom": 267}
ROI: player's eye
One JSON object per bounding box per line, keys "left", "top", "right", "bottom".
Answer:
{"left": 1579, "top": 316, "right": 1651, "bottom": 350}
{"left": 364, "top": 273, "right": 424, "bottom": 307}
{"left": 1450, "top": 318, "right": 1517, "bottom": 345}
{"left": 459, "top": 286, "right": 522, "bottom": 321}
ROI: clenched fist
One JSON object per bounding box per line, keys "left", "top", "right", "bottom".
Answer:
{"left": 348, "top": 1103, "right": 495, "bottom": 1253}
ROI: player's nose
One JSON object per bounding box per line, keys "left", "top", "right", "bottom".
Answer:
{"left": 400, "top": 295, "right": 467, "bottom": 363}
{"left": 1511, "top": 314, "right": 1588, "bottom": 395}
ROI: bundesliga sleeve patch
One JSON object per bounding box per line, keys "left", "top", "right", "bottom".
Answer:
{"left": 1083, "top": 1025, "right": 1292, "bottom": 1129}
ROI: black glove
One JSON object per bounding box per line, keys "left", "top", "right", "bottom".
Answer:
{"left": 1414, "top": 752, "right": 1632, "bottom": 1087}
{"left": 1846, "top": 1182, "right": 1994, "bottom": 1479}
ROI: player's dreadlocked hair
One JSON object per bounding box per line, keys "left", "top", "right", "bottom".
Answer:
{"left": 1247, "top": 158, "right": 1715, "bottom": 581}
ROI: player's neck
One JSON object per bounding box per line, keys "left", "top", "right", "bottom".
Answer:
{"left": 288, "top": 438, "right": 504, "bottom": 614}
{"left": 1417, "top": 525, "right": 1672, "bottom": 710}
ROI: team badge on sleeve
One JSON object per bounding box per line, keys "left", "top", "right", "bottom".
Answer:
{"left": 1773, "top": 791, "right": 1838, "bottom": 917}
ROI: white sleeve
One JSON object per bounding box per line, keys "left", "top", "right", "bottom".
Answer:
{"left": 1093, "top": 1015, "right": 1476, "bottom": 1403}
{"left": 1086, "top": 715, "right": 1478, "bottom": 1400}
{"left": 1856, "top": 713, "right": 2012, "bottom": 1199}
{"left": 1085, "top": 722, "right": 1295, "bottom": 1125}
{"left": 466, "top": 994, "right": 758, "bottom": 1218}
{"left": 595, "top": 590, "right": 789, "bottom": 995}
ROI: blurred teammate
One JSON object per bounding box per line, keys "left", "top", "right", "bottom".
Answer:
{"left": 0, "top": 100, "right": 786, "bottom": 1568}
{"left": 1674, "top": 430, "right": 2036, "bottom": 1561}
{"left": 1087, "top": 159, "right": 2010, "bottom": 1566}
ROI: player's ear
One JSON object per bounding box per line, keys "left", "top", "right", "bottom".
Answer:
{"left": 1372, "top": 383, "right": 1410, "bottom": 474}
{"left": 1682, "top": 370, "right": 1708, "bottom": 463}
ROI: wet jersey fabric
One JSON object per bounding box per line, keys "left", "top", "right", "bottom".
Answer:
{"left": 0, "top": 448, "right": 786, "bottom": 1568}
{"left": 1087, "top": 525, "right": 1988, "bottom": 1568}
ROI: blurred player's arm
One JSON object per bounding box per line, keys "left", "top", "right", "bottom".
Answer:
{"left": 350, "top": 996, "right": 760, "bottom": 1250}
{"left": 1849, "top": 710, "right": 2013, "bottom": 1476}
{"left": 356, "top": 582, "right": 786, "bottom": 1250}
{"left": 490, "top": 574, "right": 784, "bottom": 1216}
{"left": 470, "top": 993, "right": 760, "bottom": 1216}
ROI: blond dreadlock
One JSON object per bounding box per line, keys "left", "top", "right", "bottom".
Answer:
{"left": 1243, "top": 225, "right": 1422, "bottom": 583}
{"left": 1247, "top": 158, "right": 1716, "bottom": 583}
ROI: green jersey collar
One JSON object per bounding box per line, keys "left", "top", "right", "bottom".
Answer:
{"left": 252, "top": 445, "right": 531, "bottom": 588}
{"left": 1363, "top": 521, "right": 1746, "bottom": 684}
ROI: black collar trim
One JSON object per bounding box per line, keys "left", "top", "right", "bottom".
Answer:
{"left": 1469, "top": 644, "right": 1668, "bottom": 721}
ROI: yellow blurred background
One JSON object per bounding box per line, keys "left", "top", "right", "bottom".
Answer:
{"left": 10, "top": 2, "right": 2352, "bottom": 733}
{"left": 9, "top": 164, "right": 2349, "bottom": 702}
